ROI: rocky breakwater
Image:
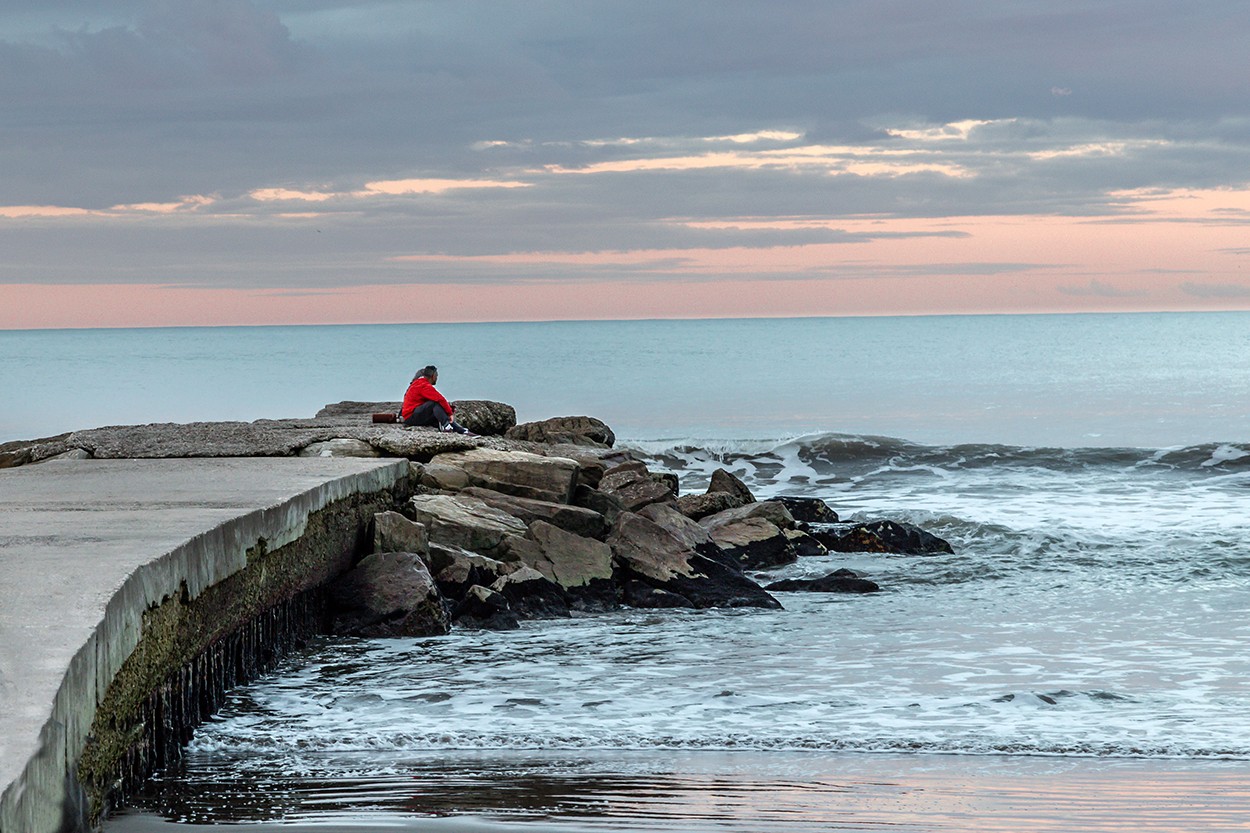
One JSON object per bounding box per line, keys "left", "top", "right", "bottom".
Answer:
{"left": 317, "top": 413, "right": 957, "bottom": 631}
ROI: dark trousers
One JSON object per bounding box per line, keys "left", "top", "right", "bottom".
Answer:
{"left": 403, "top": 400, "right": 450, "bottom": 428}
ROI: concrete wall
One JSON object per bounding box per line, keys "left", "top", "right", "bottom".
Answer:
{"left": 0, "top": 458, "right": 411, "bottom": 833}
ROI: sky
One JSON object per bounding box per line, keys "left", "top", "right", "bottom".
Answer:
{"left": 3, "top": 0, "right": 1250, "bottom": 328}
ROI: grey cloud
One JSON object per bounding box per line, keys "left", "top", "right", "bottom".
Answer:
{"left": 1179, "top": 282, "right": 1250, "bottom": 298}
{"left": 1056, "top": 279, "right": 1148, "bottom": 297}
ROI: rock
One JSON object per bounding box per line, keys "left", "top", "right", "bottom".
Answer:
{"left": 775, "top": 496, "right": 839, "bottom": 524}
{"left": 424, "top": 543, "right": 514, "bottom": 601}
{"left": 450, "top": 400, "right": 517, "bottom": 436}
{"left": 452, "top": 585, "right": 521, "bottom": 630}
{"left": 622, "top": 580, "right": 696, "bottom": 609}
{"left": 372, "top": 511, "right": 429, "bottom": 555}
{"left": 419, "top": 462, "right": 472, "bottom": 491}
{"left": 506, "top": 416, "right": 616, "bottom": 448}
{"left": 298, "top": 438, "right": 380, "bottom": 458}
{"left": 40, "top": 447, "right": 92, "bottom": 462}
{"left": 674, "top": 490, "right": 744, "bottom": 520}
{"left": 708, "top": 468, "right": 755, "bottom": 504}
{"left": 513, "top": 521, "right": 618, "bottom": 611}
{"left": 435, "top": 448, "right": 580, "bottom": 504}
{"left": 489, "top": 565, "right": 571, "bottom": 619}
{"left": 783, "top": 528, "right": 827, "bottom": 557}
{"left": 571, "top": 484, "right": 625, "bottom": 526}
{"left": 409, "top": 494, "right": 527, "bottom": 557}
{"left": 813, "top": 520, "right": 954, "bottom": 556}
{"left": 607, "top": 512, "right": 781, "bottom": 610}
{"left": 650, "top": 471, "right": 680, "bottom": 494}
{"left": 540, "top": 447, "right": 608, "bottom": 487}
{"left": 598, "top": 464, "right": 676, "bottom": 513}
{"left": 368, "top": 428, "right": 482, "bottom": 459}
{"left": 706, "top": 517, "right": 797, "bottom": 570}
{"left": 328, "top": 552, "right": 450, "bottom": 637}
{"left": 765, "top": 568, "right": 881, "bottom": 594}
{"left": 316, "top": 401, "right": 399, "bottom": 418}
{"left": 460, "top": 486, "right": 608, "bottom": 540}
{"left": 699, "top": 500, "right": 796, "bottom": 532}
{"left": 639, "top": 502, "right": 717, "bottom": 552}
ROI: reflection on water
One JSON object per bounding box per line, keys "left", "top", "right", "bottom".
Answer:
{"left": 107, "top": 750, "right": 1250, "bottom": 832}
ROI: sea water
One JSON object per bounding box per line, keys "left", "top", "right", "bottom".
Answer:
{"left": 4, "top": 312, "right": 1250, "bottom": 830}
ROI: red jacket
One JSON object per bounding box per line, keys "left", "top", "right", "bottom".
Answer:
{"left": 401, "top": 377, "right": 453, "bottom": 420}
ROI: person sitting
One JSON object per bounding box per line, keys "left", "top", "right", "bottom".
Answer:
{"left": 401, "top": 365, "right": 472, "bottom": 434}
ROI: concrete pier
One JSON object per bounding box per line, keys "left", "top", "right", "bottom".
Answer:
{"left": 0, "top": 457, "right": 410, "bottom": 833}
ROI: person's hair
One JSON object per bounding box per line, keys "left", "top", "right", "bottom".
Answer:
{"left": 415, "top": 365, "right": 438, "bottom": 381}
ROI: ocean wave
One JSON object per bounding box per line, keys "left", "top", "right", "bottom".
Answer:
{"left": 626, "top": 432, "right": 1250, "bottom": 480}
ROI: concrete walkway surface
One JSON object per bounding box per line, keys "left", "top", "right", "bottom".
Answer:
{"left": 0, "top": 457, "right": 409, "bottom": 832}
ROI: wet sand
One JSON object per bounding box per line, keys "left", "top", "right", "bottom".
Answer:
{"left": 104, "top": 750, "right": 1250, "bottom": 832}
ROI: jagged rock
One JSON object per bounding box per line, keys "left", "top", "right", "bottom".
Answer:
{"left": 706, "top": 517, "right": 797, "bottom": 569}
{"left": 373, "top": 511, "right": 428, "bottom": 554}
{"left": 489, "top": 565, "right": 571, "bottom": 619}
{"left": 699, "top": 500, "right": 796, "bottom": 532}
{"left": 540, "top": 446, "right": 608, "bottom": 487}
{"left": 420, "top": 462, "right": 472, "bottom": 491}
{"left": 571, "top": 484, "right": 625, "bottom": 526}
{"left": 608, "top": 512, "right": 781, "bottom": 610}
{"left": 328, "top": 552, "right": 450, "bottom": 637}
{"left": 599, "top": 464, "right": 675, "bottom": 513}
{"left": 674, "top": 490, "right": 744, "bottom": 520}
{"left": 784, "top": 528, "right": 827, "bottom": 557}
{"left": 708, "top": 468, "right": 755, "bottom": 504}
{"left": 435, "top": 448, "right": 580, "bottom": 504}
{"left": 298, "top": 438, "right": 380, "bottom": 458}
{"left": 409, "top": 494, "right": 527, "bottom": 557}
{"left": 775, "top": 496, "right": 839, "bottom": 524}
{"left": 765, "top": 568, "right": 880, "bottom": 594}
{"left": 650, "top": 471, "right": 680, "bottom": 494}
{"left": 452, "top": 585, "right": 521, "bottom": 630}
{"left": 813, "top": 520, "right": 954, "bottom": 556}
{"left": 623, "top": 580, "right": 696, "bottom": 609}
{"left": 513, "top": 521, "right": 618, "bottom": 611}
{"left": 450, "top": 400, "right": 517, "bottom": 436}
{"left": 424, "top": 543, "right": 514, "bottom": 601}
{"left": 506, "top": 416, "right": 616, "bottom": 448}
{"left": 461, "top": 486, "right": 608, "bottom": 540}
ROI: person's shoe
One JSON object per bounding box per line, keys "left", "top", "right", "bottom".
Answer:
{"left": 439, "top": 422, "right": 455, "bottom": 432}
{"left": 449, "top": 421, "right": 474, "bottom": 435}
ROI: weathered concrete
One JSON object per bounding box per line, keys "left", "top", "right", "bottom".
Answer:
{"left": 0, "top": 457, "right": 409, "bottom": 833}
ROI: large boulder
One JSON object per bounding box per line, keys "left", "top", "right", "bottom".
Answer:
{"left": 372, "top": 511, "right": 428, "bottom": 555}
{"left": 813, "top": 520, "right": 954, "bottom": 556}
{"left": 316, "top": 401, "right": 399, "bottom": 418}
{"left": 707, "top": 468, "right": 755, "bottom": 504}
{"left": 706, "top": 517, "right": 797, "bottom": 570}
{"left": 435, "top": 448, "right": 580, "bottom": 504}
{"left": 783, "top": 528, "right": 827, "bottom": 558}
{"left": 461, "top": 486, "right": 608, "bottom": 540}
{"left": 506, "top": 416, "right": 616, "bottom": 448}
{"left": 489, "top": 565, "right": 571, "bottom": 619}
{"left": 423, "top": 543, "right": 514, "bottom": 601}
{"left": 598, "top": 462, "right": 675, "bottom": 513}
{"left": 450, "top": 400, "right": 517, "bottom": 436}
{"left": 419, "top": 462, "right": 472, "bottom": 491}
{"left": 510, "top": 521, "right": 618, "bottom": 611}
{"left": 639, "top": 502, "right": 717, "bottom": 553}
{"left": 409, "top": 494, "right": 527, "bottom": 557}
{"left": 699, "top": 500, "right": 796, "bottom": 532}
{"left": 622, "top": 580, "right": 697, "bottom": 609}
{"left": 674, "top": 490, "right": 744, "bottom": 521}
{"left": 765, "top": 568, "right": 881, "bottom": 594}
{"left": 608, "top": 513, "right": 781, "bottom": 610}
{"left": 452, "top": 585, "right": 521, "bottom": 630}
{"left": 775, "top": 496, "right": 839, "bottom": 524}
{"left": 328, "top": 552, "right": 450, "bottom": 637}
